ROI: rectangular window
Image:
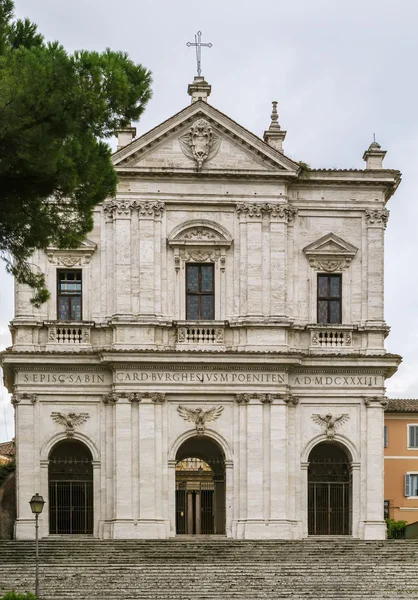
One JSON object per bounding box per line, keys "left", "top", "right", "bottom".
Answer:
{"left": 405, "top": 473, "right": 418, "bottom": 497}
{"left": 408, "top": 425, "right": 418, "bottom": 449}
{"left": 384, "top": 500, "right": 390, "bottom": 519}
{"left": 384, "top": 425, "right": 388, "bottom": 448}
{"left": 317, "top": 274, "right": 342, "bottom": 324}
{"left": 186, "top": 264, "right": 214, "bottom": 320}
{"left": 57, "top": 270, "right": 82, "bottom": 321}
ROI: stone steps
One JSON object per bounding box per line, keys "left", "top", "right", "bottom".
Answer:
{"left": 1, "top": 539, "right": 418, "bottom": 599}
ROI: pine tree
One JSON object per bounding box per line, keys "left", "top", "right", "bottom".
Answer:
{"left": 0, "top": 0, "right": 152, "bottom": 304}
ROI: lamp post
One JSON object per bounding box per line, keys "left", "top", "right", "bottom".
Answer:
{"left": 29, "top": 493, "right": 45, "bottom": 599}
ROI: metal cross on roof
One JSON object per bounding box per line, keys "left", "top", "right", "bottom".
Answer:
{"left": 187, "top": 31, "right": 212, "bottom": 77}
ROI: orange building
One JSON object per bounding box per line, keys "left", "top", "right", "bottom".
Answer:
{"left": 384, "top": 399, "right": 418, "bottom": 523}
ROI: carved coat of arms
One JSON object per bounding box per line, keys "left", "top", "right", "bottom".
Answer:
{"left": 179, "top": 118, "right": 221, "bottom": 170}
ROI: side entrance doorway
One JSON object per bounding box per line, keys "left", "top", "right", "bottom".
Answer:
{"left": 308, "top": 442, "right": 352, "bottom": 535}
{"left": 48, "top": 440, "right": 93, "bottom": 535}
{"left": 175, "top": 437, "right": 226, "bottom": 535}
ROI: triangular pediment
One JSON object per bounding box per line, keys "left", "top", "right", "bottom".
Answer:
{"left": 46, "top": 238, "right": 97, "bottom": 267}
{"left": 112, "top": 102, "right": 299, "bottom": 176}
{"left": 303, "top": 233, "right": 358, "bottom": 272}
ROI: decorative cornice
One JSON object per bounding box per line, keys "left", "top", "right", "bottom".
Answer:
{"left": 363, "top": 395, "right": 388, "bottom": 408}
{"left": 103, "top": 199, "right": 165, "bottom": 219}
{"left": 311, "top": 413, "right": 349, "bottom": 439}
{"left": 365, "top": 208, "right": 389, "bottom": 228}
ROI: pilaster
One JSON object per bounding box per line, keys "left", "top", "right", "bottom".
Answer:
{"left": 13, "top": 394, "right": 38, "bottom": 540}
{"left": 364, "top": 209, "right": 388, "bottom": 324}
{"left": 362, "top": 395, "right": 387, "bottom": 539}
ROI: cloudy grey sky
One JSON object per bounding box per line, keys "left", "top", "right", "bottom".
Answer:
{"left": 1, "top": 0, "right": 417, "bottom": 441}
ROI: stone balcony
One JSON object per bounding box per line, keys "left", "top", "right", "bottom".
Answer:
{"left": 175, "top": 321, "right": 228, "bottom": 348}
{"left": 46, "top": 322, "right": 93, "bottom": 349}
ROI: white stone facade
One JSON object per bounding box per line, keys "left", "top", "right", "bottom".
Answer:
{"left": 1, "top": 79, "right": 401, "bottom": 540}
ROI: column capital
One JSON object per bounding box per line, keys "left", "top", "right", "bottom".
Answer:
{"left": 236, "top": 202, "right": 297, "bottom": 223}
{"left": 236, "top": 202, "right": 264, "bottom": 220}
{"left": 235, "top": 393, "right": 250, "bottom": 404}
{"left": 363, "top": 395, "right": 388, "bottom": 408}
{"left": 365, "top": 208, "right": 389, "bottom": 228}
{"left": 11, "top": 393, "right": 37, "bottom": 406}
{"left": 279, "top": 393, "right": 299, "bottom": 406}
{"left": 102, "top": 392, "right": 120, "bottom": 404}
{"left": 103, "top": 199, "right": 165, "bottom": 220}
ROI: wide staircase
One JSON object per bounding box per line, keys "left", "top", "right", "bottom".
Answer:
{"left": 1, "top": 538, "right": 418, "bottom": 599}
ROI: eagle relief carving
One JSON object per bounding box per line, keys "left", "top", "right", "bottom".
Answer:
{"left": 51, "top": 412, "right": 90, "bottom": 438}
{"left": 177, "top": 405, "right": 224, "bottom": 434}
{"left": 179, "top": 118, "right": 221, "bottom": 171}
{"left": 311, "top": 413, "right": 349, "bottom": 439}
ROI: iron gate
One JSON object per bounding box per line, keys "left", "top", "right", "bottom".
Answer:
{"left": 307, "top": 445, "right": 352, "bottom": 536}
{"left": 308, "top": 481, "right": 351, "bottom": 535}
{"left": 48, "top": 443, "right": 93, "bottom": 535}
{"left": 49, "top": 480, "right": 93, "bottom": 534}
{"left": 176, "top": 480, "right": 225, "bottom": 535}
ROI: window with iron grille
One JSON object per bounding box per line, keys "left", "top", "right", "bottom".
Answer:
{"left": 317, "top": 274, "right": 342, "bottom": 324}
{"left": 384, "top": 425, "right": 388, "bottom": 448}
{"left": 186, "top": 264, "right": 214, "bottom": 320}
{"left": 408, "top": 425, "right": 418, "bottom": 449}
{"left": 57, "top": 270, "right": 82, "bottom": 321}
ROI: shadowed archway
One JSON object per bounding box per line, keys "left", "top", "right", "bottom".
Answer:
{"left": 175, "top": 436, "right": 225, "bottom": 535}
{"left": 48, "top": 439, "right": 93, "bottom": 535}
{"left": 308, "top": 441, "right": 352, "bottom": 535}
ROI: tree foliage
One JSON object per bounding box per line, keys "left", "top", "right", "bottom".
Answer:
{"left": 0, "top": 1, "right": 152, "bottom": 304}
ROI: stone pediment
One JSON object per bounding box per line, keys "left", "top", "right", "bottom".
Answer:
{"left": 168, "top": 220, "right": 232, "bottom": 248}
{"left": 303, "top": 233, "right": 358, "bottom": 272}
{"left": 46, "top": 238, "right": 97, "bottom": 266}
{"left": 113, "top": 102, "right": 299, "bottom": 176}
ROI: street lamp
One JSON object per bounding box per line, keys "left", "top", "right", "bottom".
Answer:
{"left": 30, "top": 493, "right": 45, "bottom": 599}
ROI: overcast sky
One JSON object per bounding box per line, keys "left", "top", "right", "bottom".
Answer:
{"left": 1, "top": 0, "right": 417, "bottom": 441}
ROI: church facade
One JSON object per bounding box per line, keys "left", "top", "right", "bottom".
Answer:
{"left": 1, "top": 77, "right": 401, "bottom": 540}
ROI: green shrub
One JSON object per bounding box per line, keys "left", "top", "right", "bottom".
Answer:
{"left": 1, "top": 594, "right": 37, "bottom": 600}
{"left": 386, "top": 518, "right": 407, "bottom": 539}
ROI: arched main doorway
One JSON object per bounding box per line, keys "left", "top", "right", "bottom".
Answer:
{"left": 308, "top": 441, "right": 352, "bottom": 535}
{"left": 48, "top": 440, "right": 93, "bottom": 535}
{"left": 175, "top": 436, "right": 225, "bottom": 535}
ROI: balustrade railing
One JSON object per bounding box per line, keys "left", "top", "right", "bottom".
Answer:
{"left": 47, "top": 324, "right": 91, "bottom": 345}
{"left": 176, "top": 323, "right": 225, "bottom": 345}
{"left": 310, "top": 328, "right": 353, "bottom": 348}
